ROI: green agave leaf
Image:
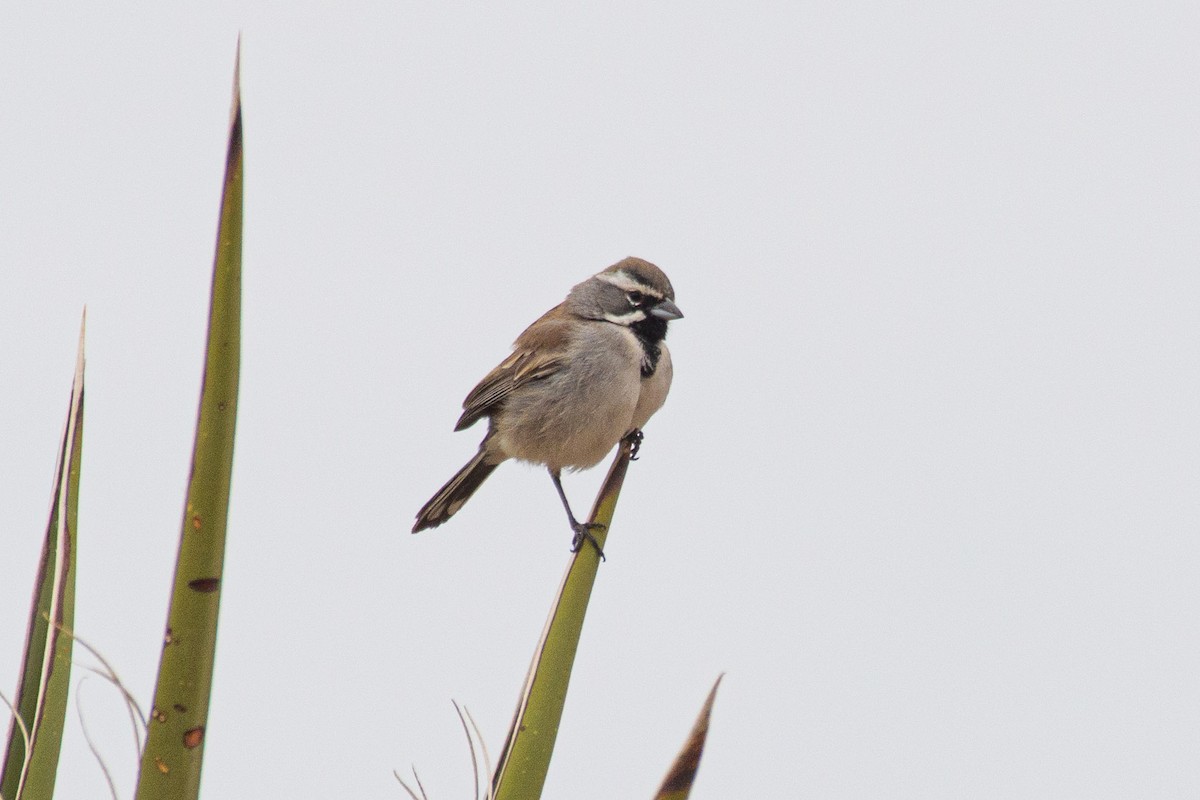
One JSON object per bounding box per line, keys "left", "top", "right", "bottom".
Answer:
{"left": 1, "top": 315, "right": 86, "bottom": 800}
{"left": 490, "top": 438, "right": 635, "bottom": 800}
{"left": 653, "top": 676, "right": 722, "bottom": 800}
{"left": 134, "top": 48, "right": 242, "bottom": 800}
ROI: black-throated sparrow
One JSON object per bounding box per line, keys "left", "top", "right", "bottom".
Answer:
{"left": 412, "top": 256, "right": 682, "bottom": 549}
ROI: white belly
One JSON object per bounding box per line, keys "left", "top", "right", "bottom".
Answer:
{"left": 494, "top": 324, "right": 648, "bottom": 471}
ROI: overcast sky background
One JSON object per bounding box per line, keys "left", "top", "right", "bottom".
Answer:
{"left": 2, "top": 3, "right": 1198, "bottom": 798}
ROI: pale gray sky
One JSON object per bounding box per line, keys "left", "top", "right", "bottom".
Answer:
{"left": 2, "top": 3, "right": 1198, "bottom": 798}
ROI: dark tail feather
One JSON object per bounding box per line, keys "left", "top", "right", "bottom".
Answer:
{"left": 412, "top": 449, "right": 499, "bottom": 532}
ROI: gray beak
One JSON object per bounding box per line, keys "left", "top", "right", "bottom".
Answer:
{"left": 650, "top": 298, "right": 684, "bottom": 320}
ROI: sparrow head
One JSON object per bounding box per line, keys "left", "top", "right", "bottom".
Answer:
{"left": 569, "top": 257, "right": 684, "bottom": 330}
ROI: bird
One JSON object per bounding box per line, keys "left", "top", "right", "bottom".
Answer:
{"left": 412, "top": 256, "right": 683, "bottom": 551}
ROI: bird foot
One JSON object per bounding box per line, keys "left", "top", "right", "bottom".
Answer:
{"left": 625, "top": 428, "right": 645, "bottom": 460}
{"left": 570, "top": 520, "right": 607, "bottom": 561}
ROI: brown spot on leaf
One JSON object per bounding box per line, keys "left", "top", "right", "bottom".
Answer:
{"left": 192, "top": 515, "right": 202, "bottom": 530}
{"left": 183, "top": 726, "right": 205, "bottom": 749}
{"left": 152, "top": 707, "right": 167, "bottom": 723}
{"left": 155, "top": 756, "right": 169, "bottom": 774}
{"left": 188, "top": 577, "right": 221, "bottom": 593}
{"left": 174, "top": 703, "right": 188, "bottom": 713}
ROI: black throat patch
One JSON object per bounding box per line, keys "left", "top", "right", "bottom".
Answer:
{"left": 630, "top": 315, "right": 669, "bottom": 378}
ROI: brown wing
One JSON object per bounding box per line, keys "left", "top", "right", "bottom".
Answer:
{"left": 454, "top": 307, "right": 572, "bottom": 431}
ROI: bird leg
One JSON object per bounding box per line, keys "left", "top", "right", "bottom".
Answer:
{"left": 549, "top": 469, "right": 606, "bottom": 560}
{"left": 624, "top": 428, "right": 645, "bottom": 460}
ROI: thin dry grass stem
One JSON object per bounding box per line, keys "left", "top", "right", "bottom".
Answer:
{"left": 451, "top": 701, "right": 479, "bottom": 800}
{"left": 76, "top": 678, "right": 120, "bottom": 800}
{"left": 0, "top": 689, "right": 32, "bottom": 800}
{"left": 413, "top": 769, "right": 430, "bottom": 799}
{"left": 395, "top": 701, "right": 493, "bottom": 800}
{"left": 394, "top": 767, "right": 429, "bottom": 800}
{"left": 463, "top": 707, "right": 494, "bottom": 800}
{"left": 80, "top": 665, "right": 144, "bottom": 768}
{"left": 53, "top": 620, "right": 147, "bottom": 755}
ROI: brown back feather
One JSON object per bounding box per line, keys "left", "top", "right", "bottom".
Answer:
{"left": 454, "top": 305, "right": 574, "bottom": 431}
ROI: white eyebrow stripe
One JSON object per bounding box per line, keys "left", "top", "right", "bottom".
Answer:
{"left": 595, "top": 270, "right": 653, "bottom": 294}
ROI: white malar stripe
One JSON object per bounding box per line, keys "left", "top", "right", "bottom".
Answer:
{"left": 603, "top": 309, "right": 646, "bottom": 325}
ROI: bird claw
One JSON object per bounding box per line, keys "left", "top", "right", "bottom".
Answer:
{"left": 570, "top": 521, "right": 607, "bottom": 561}
{"left": 625, "top": 428, "right": 645, "bottom": 460}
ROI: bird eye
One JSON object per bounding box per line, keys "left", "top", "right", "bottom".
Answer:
{"left": 627, "top": 290, "right": 645, "bottom": 306}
